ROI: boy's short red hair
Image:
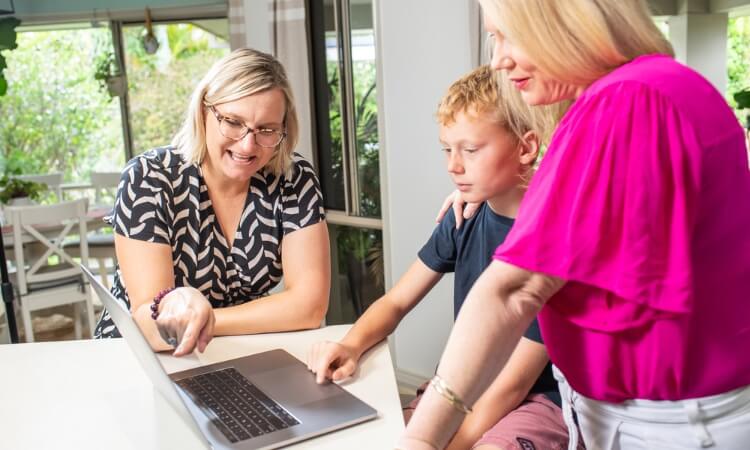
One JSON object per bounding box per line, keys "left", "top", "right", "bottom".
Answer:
{"left": 436, "top": 65, "right": 562, "bottom": 144}
{"left": 437, "top": 65, "right": 507, "bottom": 128}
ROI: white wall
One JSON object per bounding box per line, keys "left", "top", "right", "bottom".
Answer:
{"left": 375, "top": 0, "right": 475, "bottom": 382}
{"left": 669, "top": 12, "right": 729, "bottom": 93}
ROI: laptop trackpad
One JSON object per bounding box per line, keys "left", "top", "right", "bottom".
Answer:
{"left": 248, "top": 366, "right": 344, "bottom": 406}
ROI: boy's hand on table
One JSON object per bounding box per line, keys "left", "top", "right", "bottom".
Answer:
{"left": 307, "top": 340, "right": 361, "bottom": 384}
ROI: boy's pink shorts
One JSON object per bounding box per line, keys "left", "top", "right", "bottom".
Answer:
{"left": 404, "top": 388, "right": 581, "bottom": 450}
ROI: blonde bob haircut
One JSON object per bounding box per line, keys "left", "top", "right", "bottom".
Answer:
{"left": 437, "top": 65, "right": 563, "bottom": 146}
{"left": 172, "top": 48, "right": 299, "bottom": 177}
{"left": 479, "top": 0, "right": 674, "bottom": 87}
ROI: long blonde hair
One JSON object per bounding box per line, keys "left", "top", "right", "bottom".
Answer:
{"left": 479, "top": 0, "right": 674, "bottom": 87}
{"left": 172, "top": 48, "right": 299, "bottom": 177}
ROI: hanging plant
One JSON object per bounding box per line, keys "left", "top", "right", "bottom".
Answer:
{"left": 0, "top": 16, "right": 21, "bottom": 96}
{"left": 94, "top": 51, "right": 125, "bottom": 98}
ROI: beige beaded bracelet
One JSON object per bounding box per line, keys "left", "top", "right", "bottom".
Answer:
{"left": 429, "top": 374, "right": 473, "bottom": 414}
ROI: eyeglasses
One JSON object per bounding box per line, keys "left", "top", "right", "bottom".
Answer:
{"left": 207, "top": 105, "right": 286, "bottom": 148}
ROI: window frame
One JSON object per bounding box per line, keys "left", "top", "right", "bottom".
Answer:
{"left": 307, "top": 0, "right": 382, "bottom": 228}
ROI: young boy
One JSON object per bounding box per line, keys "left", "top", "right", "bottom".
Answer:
{"left": 308, "top": 66, "right": 575, "bottom": 450}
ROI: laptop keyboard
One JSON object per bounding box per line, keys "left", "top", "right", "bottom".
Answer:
{"left": 176, "top": 367, "right": 300, "bottom": 443}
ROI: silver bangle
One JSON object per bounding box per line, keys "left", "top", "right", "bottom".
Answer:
{"left": 429, "top": 374, "right": 472, "bottom": 414}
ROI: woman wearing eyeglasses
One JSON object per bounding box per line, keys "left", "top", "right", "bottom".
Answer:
{"left": 93, "top": 48, "right": 330, "bottom": 356}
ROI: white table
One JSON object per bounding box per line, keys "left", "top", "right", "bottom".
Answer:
{"left": 0, "top": 325, "right": 404, "bottom": 449}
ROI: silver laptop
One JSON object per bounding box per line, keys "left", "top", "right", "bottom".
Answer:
{"left": 82, "top": 266, "right": 377, "bottom": 450}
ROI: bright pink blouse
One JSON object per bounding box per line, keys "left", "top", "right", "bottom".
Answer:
{"left": 494, "top": 55, "right": 750, "bottom": 402}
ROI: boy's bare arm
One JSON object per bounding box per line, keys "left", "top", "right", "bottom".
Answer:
{"left": 309, "top": 259, "right": 443, "bottom": 382}
{"left": 342, "top": 259, "right": 443, "bottom": 352}
{"left": 445, "top": 338, "right": 549, "bottom": 450}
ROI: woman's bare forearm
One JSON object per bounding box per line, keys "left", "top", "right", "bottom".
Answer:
{"left": 213, "top": 287, "right": 328, "bottom": 335}
{"left": 445, "top": 338, "right": 550, "bottom": 450}
{"left": 402, "top": 260, "right": 564, "bottom": 447}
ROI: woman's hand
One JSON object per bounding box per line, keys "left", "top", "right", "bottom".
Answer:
{"left": 307, "top": 340, "right": 362, "bottom": 384}
{"left": 435, "top": 190, "right": 480, "bottom": 229}
{"left": 155, "top": 287, "right": 215, "bottom": 356}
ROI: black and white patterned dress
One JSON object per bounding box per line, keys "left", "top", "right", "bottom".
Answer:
{"left": 94, "top": 146, "right": 325, "bottom": 338}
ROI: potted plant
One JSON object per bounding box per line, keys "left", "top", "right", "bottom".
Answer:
{"left": 94, "top": 51, "right": 125, "bottom": 98}
{"left": 0, "top": 175, "right": 46, "bottom": 206}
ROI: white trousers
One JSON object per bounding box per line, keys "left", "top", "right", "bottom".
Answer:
{"left": 553, "top": 366, "right": 750, "bottom": 450}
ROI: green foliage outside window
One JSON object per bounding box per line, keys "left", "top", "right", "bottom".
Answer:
{"left": 0, "top": 24, "right": 228, "bottom": 183}
{"left": 325, "top": 40, "right": 384, "bottom": 292}
{"left": 326, "top": 54, "right": 380, "bottom": 217}
{"left": 352, "top": 59, "right": 380, "bottom": 218}
{"left": 728, "top": 16, "right": 750, "bottom": 125}
{"left": 122, "top": 24, "right": 227, "bottom": 155}
{"left": 0, "top": 29, "right": 123, "bottom": 182}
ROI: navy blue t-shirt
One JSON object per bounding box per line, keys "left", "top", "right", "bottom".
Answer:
{"left": 418, "top": 203, "right": 559, "bottom": 404}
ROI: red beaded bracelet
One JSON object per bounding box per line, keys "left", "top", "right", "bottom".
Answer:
{"left": 150, "top": 287, "right": 175, "bottom": 320}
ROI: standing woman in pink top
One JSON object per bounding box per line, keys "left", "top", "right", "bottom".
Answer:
{"left": 397, "top": 1, "right": 750, "bottom": 449}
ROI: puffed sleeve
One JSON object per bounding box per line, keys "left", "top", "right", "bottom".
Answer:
{"left": 280, "top": 155, "right": 326, "bottom": 235}
{"left": 109, "top": 156, "right": 172, "bottom": 245}
{"left": 495, "top": 81, "right": 701, "bottom": 315}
